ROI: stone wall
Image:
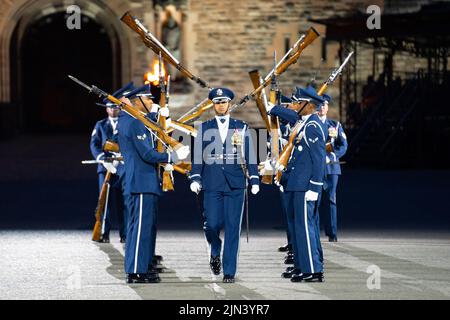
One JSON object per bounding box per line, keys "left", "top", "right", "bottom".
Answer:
{"left": 0, "top": 0, "right": 440, "bottom": 130}
{"left": 182, "top": 0, "right": 380, "bottom": 126}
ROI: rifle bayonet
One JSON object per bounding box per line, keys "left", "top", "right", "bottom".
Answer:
{"left": 328, "top": 51, "right": 354, "bottom": 85}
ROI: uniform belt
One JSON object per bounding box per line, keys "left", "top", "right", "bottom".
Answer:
{"left": 207, "top": 154, "right": 240, "bottom": 160}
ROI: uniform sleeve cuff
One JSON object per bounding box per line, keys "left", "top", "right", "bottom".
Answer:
{"left": 309, "top": 180, "right": 323, "bottom": 193}
{"left": 249, "top": 175, "right": 260, "bottom": 185}
{"left": 189, "top": 174, "right": 202, "bottom": 182}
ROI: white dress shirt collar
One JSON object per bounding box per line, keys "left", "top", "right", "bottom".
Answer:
{"left": 215, "top": 115, "right": 230, "bottom": 143}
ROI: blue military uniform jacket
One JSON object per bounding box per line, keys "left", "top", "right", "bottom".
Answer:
{"left": 269, "top": 106, "right": 326, "bottom": 193}
{"left": 190, "top": 117, "right": 259, "bottom": 191}
{"left": 323, "top": 119, "right": 347, "bottom": 175}
{"left": 90, "top": 118, "right": 121, "bottom": 174}
{"left": 117, "top": 111, "right": 168, "bottom": 195}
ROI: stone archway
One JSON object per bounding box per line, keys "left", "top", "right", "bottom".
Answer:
{"left": 0, "top": 0, "right": 143, "bottom": 134}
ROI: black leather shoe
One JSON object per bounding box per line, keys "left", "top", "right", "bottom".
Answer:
{"left": 210, "top": 255, "right": 221, "bottom": 275}
{"left": 97, "top": 236, "right": 110, "bottom": 243}
{"left": 278, "top": 244, "right": 292, "bottom": 252}
{"left": 284, "top": 255, "right": 294, "bottom": 265}
{"left": 223, "top": 275, "right": 235, "bottom": 283}
{"left": 126, "top": 273, "right": 161, "bottom": 284}
{"left": 291, "top": 272, "right": 324, "bottom": 283}
{"left": 152, "top": 255, "right": 163, "bottom": 263}
{"left": 148, "top": 265, "right": 165, "bottom": 274}
{"left": 285, "top": 266, "right": 295, "bottom": 272}
{"left": 282, "top": 268, "right": 301, "bottom": 279}
{"left": 328, "top": 236, "right": 338, "bottom": 242}
{"left": 120, "top": 237, "right": 126, "bottom": 243}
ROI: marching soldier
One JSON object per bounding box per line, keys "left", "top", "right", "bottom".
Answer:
{"left": 117, "top": 84, "right": 189, "bottom": 284}
{"left": 317, "top": 95, "right": 348, "bottom": 242}
{"left": 189, "top": 88, "right": 260, "bottom": 283}
{"left": 90, "top": 83, "right": 134, "bottom": 243}
{"left": 269, "top": 86, "right": 327, "bottom": 282}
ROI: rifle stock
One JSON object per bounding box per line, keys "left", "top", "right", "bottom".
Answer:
{"left": 92, "top": 170, "right": 112, "bottom": 241}
{"left": 248, "top": 70, "right": 271, "bottom": 131}
{"left": 103, "top": 140, "right": 120, "bottom": 153}
{"left": 326, "top": 142, "right": 333, "bottom": 153}
{"left": 162, "top": 171, "right": 174, "bottom": 192}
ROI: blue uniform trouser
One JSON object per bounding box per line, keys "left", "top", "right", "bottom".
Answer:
{"left": 124, "top": 193, "right": 158, "bottom": 274}
{"left": 203, "top": 189, "right": 245, "bottom": 277}
{"left": 313, "top": 192, "right": 324, "bottom": 264}
{"left": 285, "top": 191, "right": 323, "bottom": 274}
{"left": 322, "top": 174, "right": 339, "bottom": 238}
{"left": 119, "top": 173, "right": 131, "bottom": 241}
{"left": 279, "top": 190, "right": 292, "bottom": 248}
{"left": 98, "top": 172, "right": 126, "bottom": 239}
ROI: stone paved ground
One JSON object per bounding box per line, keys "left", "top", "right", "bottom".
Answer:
{"left": 0, "top": 230, "right": 449, "bottom": 300}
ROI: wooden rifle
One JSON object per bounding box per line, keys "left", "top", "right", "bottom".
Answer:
{"left": 68, "top": 75, "right": 187, "bottom": 153}
{"left": 92, "top": 170, "right": 112, "bottom": 241}
{"left": 121, "top": 12, "right": 211, "bottom": 89}
{"left": 176, "top": 98, "right": 214, "bottom": 125}
{"left": 157, "top": 52, "right": 175, "bottom": 192}
{"left": 231, "top": 28, "right": 320, "bottom": 112}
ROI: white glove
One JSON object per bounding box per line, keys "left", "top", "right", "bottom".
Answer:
{"left": 159, "top": 107, "right": 170, "bottom": 118}
{"left": 280, "top": 138, "right": 288, "bottom": 147}
{"left": 190, "top": 181, "right": 201, "bottom": 194}
{"left": 305, "top": 190, "right": 319, "bottom": 202}
{"left": 103, "top": 162, "right": 117, "bottom": 174}
{"left": 164, "top": 164, "right": 174, "bottom": 172}
{"left": 279, "top": 185, "right": 284, "bottom": 193}
{"left": 172, "top": 145, "right": 190, "bottom": 162}
{"left": 264, "top": 159, "right": 274, "bottom": 171}
{"left": 150, "top": 103, "right": 160, "bottom": 113}
{"left": 326, "top": 156, "right": 331, "bottom": 164}
{"left": 251, "top": 185, "right": 260, "bottom": 195}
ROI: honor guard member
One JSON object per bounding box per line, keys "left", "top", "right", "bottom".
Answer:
{"left": 122, "top": 85, "right": 166, "bottom": 271}
{"left": 90, "top": 82, "right": 134, "bottom": 243}
{"left": 189, "top": 88, "right": 260, "bottom": 283}
{"left": 317, "top": 94, "right": 348, "bottom": 242}
{"left": 269, "top": 86, "right": 326, "bottom": 282}
{"left": 117, "top": 85, "right": 189, "bottom": 284}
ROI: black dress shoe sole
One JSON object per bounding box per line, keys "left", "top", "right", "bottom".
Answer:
{"left": 127, "top": 277, "right": 161, "bottom": 284}
{"left": 304, "top": 277, "right": 324, "bottom": 282}
{"left": 291, "top": 275, "right": 324, "bottom": 283}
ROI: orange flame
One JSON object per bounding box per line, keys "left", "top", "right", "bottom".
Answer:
{"left": 144, "top": 58, "right": 166, "bottom": 86}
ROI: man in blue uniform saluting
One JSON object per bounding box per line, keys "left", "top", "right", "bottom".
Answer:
{"left": 90, "top": 82, "right": 134, "bottom": 243}
{"left": 317, "top": 95, "right": 348, "bottom": 242}
{"left": 117, "top": 84, "right": 190, "bottom": 284}
{"left": 269, "top": 86, "right": 327, "bottom": 282}
{"left": 189, "top": 88, "right": 260, "bottom": 283}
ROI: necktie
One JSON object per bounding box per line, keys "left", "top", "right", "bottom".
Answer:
{"left": 220, "top": 118, "right": 226, "bottom": 124}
